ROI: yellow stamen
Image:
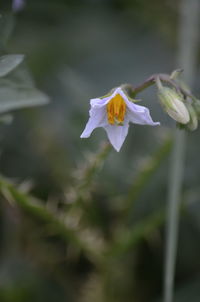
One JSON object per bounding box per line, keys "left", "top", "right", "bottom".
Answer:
{"left": 106, "top": 94, "right": 126, "bottom": 125}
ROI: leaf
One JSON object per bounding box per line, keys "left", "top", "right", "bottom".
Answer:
{"left": 0, "top": 55, "right": 24, "bottom": 77}
{"left": 0, "top": 85, "right": 49, "bottom": 113}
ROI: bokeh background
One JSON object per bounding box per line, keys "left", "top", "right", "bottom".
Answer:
{"left": 0, "top": 0, "right": 200, "bottom": 301}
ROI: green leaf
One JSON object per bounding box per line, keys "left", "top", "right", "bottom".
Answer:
{"left": 0, "top": 55, "right": 24, "bottom": 77}
{"left": 0, "top": 85, "right": 49, "bottom": 113}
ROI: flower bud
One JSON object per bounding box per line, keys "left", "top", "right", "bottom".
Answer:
{"left": 193, "top": 99, "right": 200, "bottom": 118}
{"left": 185, "top": 103, "right": 198, "bottom": 131}
{"left": 157, "top": 85, "right": 190, "bottom": 124}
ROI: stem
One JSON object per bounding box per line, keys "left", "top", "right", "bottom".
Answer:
{"left": 0, "top": 176, "right": 100, "bottom": 264}
{"left": 130, "top": 75, "right": 155, "bottom": 95}
{"left": 131, "top": 74, "right": 177, "bottom": 95}
{"left": 124, "top": 73, "right": 194, "bottom": 100}
{"left": 163, "top": 130, "right": 185, "bottom": 302}
{"left": 163, "top": 1, "right": 200, "bottom": 302}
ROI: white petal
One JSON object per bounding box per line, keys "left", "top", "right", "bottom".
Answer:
{"left": 90, "top": 87, "right": 126, "bottom": 108}
{"left": 104, "top": 121, "right": 129, "bottom": 152}
{"left": 90, "top": 91, "right": 114, "bottom": 108}
{"left": 115, "top": 87, "right": 160, "bottom": 126}
{"left": 118, "top": 87, "right": 159, "bottom": 125}
{"left": 127, "top": 106, "right": 160, "bottom": 126}
{"left": 80, "top": 107, "right": 107, "bottom": 138}
{"left": 90, "top": 97, "right": 108, "bottom": 108}
{"left": 116, "top": 88, "right": 143, "bottom": 111}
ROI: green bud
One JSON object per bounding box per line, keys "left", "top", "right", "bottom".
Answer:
{"left": 185, "top": 103, "right": 198, "bottom": 131}
{"left": 193, "top": 99, "right": 200, "bottom": 118}
{"left": 156, "top": 79, "right": 190, "bottom": 124}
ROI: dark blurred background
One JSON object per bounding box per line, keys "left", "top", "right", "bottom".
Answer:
{"left": 0, "top": 0, "right": 200, "bottom": 301}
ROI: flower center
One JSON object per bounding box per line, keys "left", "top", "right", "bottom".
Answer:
{"left": 106, "top": 94, "right": 126, "bottom": 125}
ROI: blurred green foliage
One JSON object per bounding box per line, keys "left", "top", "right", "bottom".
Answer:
{"left": 0, "top": 138, "right": 171, "bottom": 302}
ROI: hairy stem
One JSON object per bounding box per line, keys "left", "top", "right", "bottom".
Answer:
{"left": 123, "top": 72, "right": 194, "bottom": 100}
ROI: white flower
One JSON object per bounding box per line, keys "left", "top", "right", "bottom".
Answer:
{"left": 80, "top": 87, "right": 160, "bottom": 152}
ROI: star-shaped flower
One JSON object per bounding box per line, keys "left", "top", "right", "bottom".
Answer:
{"left": 81, "top": 87, "right": 160, "bottom": 151}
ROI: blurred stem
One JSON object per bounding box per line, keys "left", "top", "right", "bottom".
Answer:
{"left": 78, "top": 142, "right": 111, "bottom": 192}
{"left": 163, "top": 130, "right": 185, "bottom": 302}
{"left": 163, "top": 1, "right": 200, "bottom": 302}
{"left": 70, "top": 143, "right": 111, "bottom": 224}
{"left": 0, "top": 144, "right": 112, "bottom": 269}
{"left": 0, "top": 13, "right": 15, "bottom": 52}
{"left": 0, "top": 176, "right": 100, "bottom": 264}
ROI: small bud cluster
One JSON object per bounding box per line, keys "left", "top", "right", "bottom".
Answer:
{"left": 156, "top": 72, "right": 199, "bottom": 131}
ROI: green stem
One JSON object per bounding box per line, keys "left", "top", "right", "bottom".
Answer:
{"left": 163, "top": 130, "right": 186, "bottom": 302}
{"left": 123, "top": 72, "right": 194, "bottom": 99}
{"left": 163, "top": 0, "right": 200, "bottom": 301}
{"left": 0, "top": 176, "right": 100, "bottom": 264}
